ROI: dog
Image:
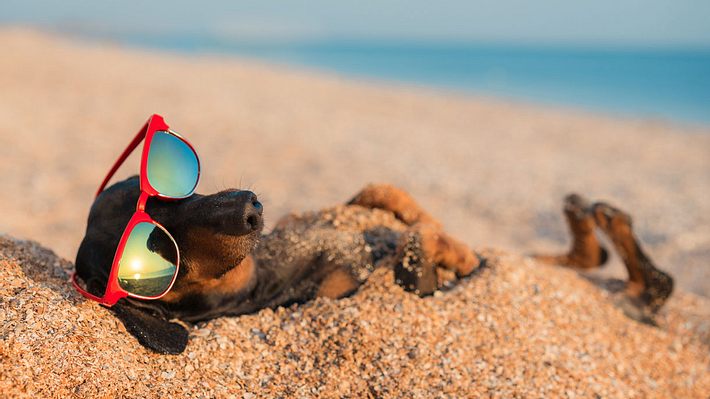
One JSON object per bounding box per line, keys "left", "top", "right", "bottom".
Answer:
{"left": 75, "top": 176, "right": 480, "bottom": 353}
{"left": 75, "top": 177, "right": 673, "bottom": 354}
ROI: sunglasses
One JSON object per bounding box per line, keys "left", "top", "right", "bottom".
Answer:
{"left": 71, "top": 114, "right": 200, "bottom": 306}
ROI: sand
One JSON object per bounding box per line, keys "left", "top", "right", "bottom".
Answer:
{"left": 2, "top": 235, "right": 709, "bottom": 398}
{"left": 1, "top": 29, "right": 709, "bottom": 397}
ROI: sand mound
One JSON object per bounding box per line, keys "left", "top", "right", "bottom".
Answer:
{"left": 1, "top": 235, "right": 708, "bottom": 398}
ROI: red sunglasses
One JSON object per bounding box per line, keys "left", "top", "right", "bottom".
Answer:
{"left": 71, "top": 114, "right": 201, "bottom": 306}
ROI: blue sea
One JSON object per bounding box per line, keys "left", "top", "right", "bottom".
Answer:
{"left": 107, "top": 35, "right": 710, "bottom": 124}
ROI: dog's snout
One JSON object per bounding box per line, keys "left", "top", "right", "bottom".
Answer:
{"left": 237, "top": 191, "right": 263, "bottom": 232}
{"left": 188, "top": 190, "right": 265, "bottom": 236}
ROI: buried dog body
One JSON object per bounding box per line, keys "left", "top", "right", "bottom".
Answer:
{"left": 75, "top": 177, "right": 674, "bottom": 354}
{"left": 75, "top": 177, "right": 478, "bottom": 353}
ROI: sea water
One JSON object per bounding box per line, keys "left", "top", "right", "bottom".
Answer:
{"left": 105, "top": 35, "right": 710, "bottom": 124}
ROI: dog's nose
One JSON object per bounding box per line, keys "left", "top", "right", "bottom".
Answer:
{"left": 252, "top": 197, "right": 263, "bottom": 216}
{"left": 215, "top": 190, "right": 264, "bottom": 234}
{"left": 237, "top": 191, "right": 263, "bottom": 232}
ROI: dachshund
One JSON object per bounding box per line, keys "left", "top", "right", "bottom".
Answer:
{"left": 75, "top": 177, "right": 673, "bottom": 353}
{"left": 75, "top": 177, "right": 480, "bottom": 353}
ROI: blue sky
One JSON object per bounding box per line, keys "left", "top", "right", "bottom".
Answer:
{"left": 2, "top": 0, "right": 709, "bottom": 47}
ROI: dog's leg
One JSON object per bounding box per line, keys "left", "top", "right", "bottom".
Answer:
{"left": 395, "top": 223, "right": 480, "bottom": 296}
{"left": 349, "top": 184, "right": 479, "bottom": 295}
{"left": 533, "top": 194, "right": 608, "bottom": 269}
{"left": 592, "top": 202, "right": 674, "bottom": 315}
{"left": 347, "top": 183, "right": 442, "bottom": 228}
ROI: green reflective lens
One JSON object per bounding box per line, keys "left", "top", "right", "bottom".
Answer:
{"left": 117, "top": 222, "right": 178, "bottom": 297}
{"left": 147, "top": 131, "right": 199, "bottom": 198}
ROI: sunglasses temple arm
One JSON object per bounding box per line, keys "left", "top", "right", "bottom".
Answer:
{"left": 95, "top": 120, "right": 149, "bottom": 198}
{"left": 70, "top": 272, "right": 105, "bottom": 303}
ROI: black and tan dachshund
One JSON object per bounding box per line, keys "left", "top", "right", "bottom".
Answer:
{"left": 75, "top": 177, "right": 479, "bottom": 353}
{"left": 75, "top": 178, "right": 673, "bottom": 353}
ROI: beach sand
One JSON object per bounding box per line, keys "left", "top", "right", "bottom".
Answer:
{"left": 2, "top": 235, "right": 709, "bottom": 397}
{"left": 0, "top": 29, "right": 709, "bottom": 397}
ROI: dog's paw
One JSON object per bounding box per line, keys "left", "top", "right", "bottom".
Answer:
{"left": 394, "top": 230, "right": 438, "bottom": 297}
{"left": 611, "top": 293, "right": 659, "bottom": 326}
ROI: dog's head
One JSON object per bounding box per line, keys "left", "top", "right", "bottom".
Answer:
{"left": 75, "top": 176, "right": 263, "bottom": 353}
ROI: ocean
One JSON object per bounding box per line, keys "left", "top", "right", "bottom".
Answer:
{"left": 102, "top": 35, "right": 710, "bottom": 124}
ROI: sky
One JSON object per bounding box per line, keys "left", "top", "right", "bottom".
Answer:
{"left": 1, "top": 0, "right": 710, "bottom": 47}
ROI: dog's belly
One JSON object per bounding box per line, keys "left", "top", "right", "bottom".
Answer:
{"left": 251, "top": 205, "right": 408, "bottom": 306}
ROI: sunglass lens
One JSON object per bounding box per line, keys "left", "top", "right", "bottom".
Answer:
{"left": 147, "top": 130, "right": 199, "bottom": 198}
{"left": 117, "top": 222, "right": 178, "bottom": 297}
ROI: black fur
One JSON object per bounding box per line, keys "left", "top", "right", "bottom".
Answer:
{"left": 75, "top": 176, "right": 392, "bottom": 353}
{"left": 75, "top": 176, "right": 264, "bottom": 353}
{"left": 111, "top": 302, "right": 189, "bottom": 354}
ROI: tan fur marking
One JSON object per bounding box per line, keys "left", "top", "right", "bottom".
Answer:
{"left": 416, "top": 223, "right": 478, "bottom": 277}
{"left": 161, "top": 255, "right": 256, "bottom": 303}
{"left": 593, "top": 207, "right": 646, "bottom": 295}
{"left": 349, "top": 183, "right": 442, "bottom": 229}
{"left": 533, "top": 194, "right": 605, "bottom": 270}
{"left": 317, "top": 268, "right": 359, "bottom": 299}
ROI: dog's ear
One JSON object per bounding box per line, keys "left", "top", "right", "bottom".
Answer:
{"left": 111, "top": 301, "right": 188, "bottom": 354}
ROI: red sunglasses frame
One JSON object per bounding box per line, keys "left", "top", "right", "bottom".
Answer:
{"left": 71, "top": 114, "right": 200, "bottom": 306}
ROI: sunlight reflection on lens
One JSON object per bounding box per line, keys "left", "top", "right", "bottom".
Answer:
{"left": 117, "top": 222, "right": 178, "bottom": 297}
